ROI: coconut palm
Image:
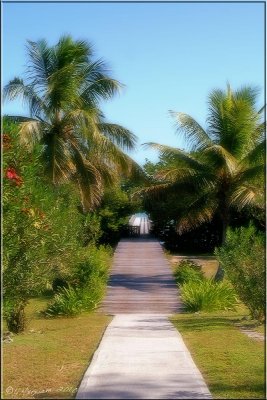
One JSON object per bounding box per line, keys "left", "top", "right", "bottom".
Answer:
{"left": 4, "top": 35, "right": 140, "bottom": 210}
{"left": 140, "top": 85, "right": 265, "bottom": 246}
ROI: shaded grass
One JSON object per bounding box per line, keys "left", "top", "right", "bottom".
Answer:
{"left": 171, "top": 311, "right": 265, "bottom": 399}
{"left": 3, "top": 298, "right": 111, "bottom": 399}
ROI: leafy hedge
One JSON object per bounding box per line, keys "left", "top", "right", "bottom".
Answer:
{"left": 3, "top": 119, "right": 113, "bottom": 330}
{"left": 215, "top": 225, "right": 265, "bottom": 321}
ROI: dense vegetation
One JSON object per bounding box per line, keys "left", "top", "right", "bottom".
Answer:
{"left": 4, "top": 35, "right": 141, "bottom": 211}
{"left": 3, "top": 35, "right": 143, "bottom": 333}
{"left": 215, "top": 225, "right": 265, "bottom": 321}
{"left": 3, "top": 34, "right": 265, "bottom": 337}
{"left": 3, "top": 119, "right": 138, "bottom": 332}
{"left": 140, "top": 85, "right": 265, "bottom": 257}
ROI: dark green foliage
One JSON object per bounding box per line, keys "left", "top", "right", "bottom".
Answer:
{"left": 98, "top": 186, "right": 139, "bottom": 245}
{"left": 173, "top": 260, "right": 204, "bottom": 285}
{"left": 140, "top": 85, "right": 265, "bottom": 255}
{"left": 181, "top": 280, "right": 238, "bottom": 312}
{"left": 4, "top": 301, "right": 27, "bottom": 334}
{"left": 79, "top": 213, "right": 102, "bottom": 246}
{"left": 215, "top": 225, "right": 265, "bottom": 321}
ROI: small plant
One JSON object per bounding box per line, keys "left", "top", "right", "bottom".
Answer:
{"left": 4, "top": 300, "right": 27, "bottom": 333}
{"left": 45, "top": 286, "right": 83, "bottom": 317}
{"left": 174, "top": 259, "right": 204, "bottom": 285}
{"left": 181, "top": 280, "right": 238, "bottom": 312}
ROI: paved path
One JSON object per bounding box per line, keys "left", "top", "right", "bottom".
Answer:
{"left": 99, "top": 238, "right": 183, "bottom": 314}
{"left": 76, "top": 314, "right": 212, "bottom": 399}
{"left": 76, "top": 236, "right": 212, "bottom": 399}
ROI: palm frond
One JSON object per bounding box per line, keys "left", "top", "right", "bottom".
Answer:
{"left": 230, "top": 185, "right": 261, "bottom": 210}
{"left": 170, "top": 111, "right": 212, "bottom": 151}
{"left": 26, "top": 39, "right": 54, "bottom": 90}
{"left": 18, "top": 120, "right": 46, "bottom": 149}
{"left": 144, "top": 142, "right": 208, "bottom": 172}
{"left": 80, "top": 59, "right": 122, "bottom": 104}
{"left": 203, "top": 144, "right": 238, "bottom": 176}
{"left": 97, "top": 122, "right": 137, "bottom": 150}
{"left": 177, "top": 195, "right": 217, "bottom": 234}
{"left": 76, "top": 160, "right": 103, "bottom": 211}
{"left": 4, "top": 78, "right": 45, "bottom": 118}
{"left": 132, "top": 182, "right": 173, "bottom": 201}
{"left": 43, "top": 133, "right": 74, "bottom": 184}
{"left": 241, "top": 139, "right": 266, "bottom": 166}
{"left": 234, "top": 165, "right": 265, "bottom": 186}
{"left": 207, "top": 85, "right": 262, "bottom": 158}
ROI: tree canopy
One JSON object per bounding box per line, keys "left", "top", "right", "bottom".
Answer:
{"left": 4, "top": 35, "right": 141, "bottom": 210}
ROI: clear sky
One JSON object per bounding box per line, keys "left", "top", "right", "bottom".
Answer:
{"left": 3, "top": 1, "right": 265, "bottom": 164}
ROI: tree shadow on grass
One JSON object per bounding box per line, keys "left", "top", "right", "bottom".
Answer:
{"left": 209, "top": 382, "right": 265, "bottom": 399}
{"left": 170, "top": 316, "right": 242, "bottom": 332}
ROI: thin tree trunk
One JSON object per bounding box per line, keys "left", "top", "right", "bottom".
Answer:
{"left": 214, "top": 209, "right": 229, "bottom": 281}
{"left": 77, "top": 179, "right": 86, "bottom": 214}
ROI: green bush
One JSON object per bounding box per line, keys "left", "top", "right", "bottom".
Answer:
{"left": 79, "top": 213, "right": 102, "bottom": 246}
{"left": 98, "top": 186, "right": 138, "bottom": 245}
{"left": 45, "top": 286, "right": 83, "bottom": 316}
{"left": 72, "top": 245, "right": 111, "bottom": 288}
{"left": 181, "top": 280, "right": 238, "bottom": 312}
{"left": 215, "top": 225, "right": 265, "bottom": 321}
{"left": 3, "top": 119, "right": 82, "bottom": 331}
{"left": 174, "top": 260, "right": 204, "bottom": 285}
{"left": 45, "top": 245, "right": 111, "bottom": 316}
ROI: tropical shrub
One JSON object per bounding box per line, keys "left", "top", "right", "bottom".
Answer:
{"left": 215, "top": 225, "right": 265, "bottom": 321}
{"left": 45, "top": 286, "right": 84, "bottom": 317}
{"left": 45, "top": 245, "right": 111, "bottom": 316}
{"left": 173, "top": 260, "right": 204, "bottom": 285}
{"left": 98, "top": 186, "right": 139, "bottom": 245}
{"left": 3, "top": 119, "right": 82, "bottom": 331}
{"left": 79, "top": 213, "right": 102, "bottom": 246}
{"left": 181, "top": 280, "right": 238, "bottom": 312}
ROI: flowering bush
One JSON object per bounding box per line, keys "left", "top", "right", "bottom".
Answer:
{"left": 3, "top": 119, "right": 82, "bottom": 331}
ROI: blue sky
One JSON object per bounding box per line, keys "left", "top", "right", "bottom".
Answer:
{"left": 3, "top": 1, "right": 265, "bottom": 164}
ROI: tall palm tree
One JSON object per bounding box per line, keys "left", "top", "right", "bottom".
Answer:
{"left": 140, "top": 85, "right": 265, "bottom": 246}
{"left": 4, "top": 35, "right": 140, "bottom": 211}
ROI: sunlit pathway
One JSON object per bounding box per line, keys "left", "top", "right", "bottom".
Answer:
{"left": 76, "top": 229, "right": 212, "bottom": 399}
{"left": 76, "top": 314, "right": 212, "bottom": 399}
{"left": 100, "top": 237, "right": 182, "bottom": 314}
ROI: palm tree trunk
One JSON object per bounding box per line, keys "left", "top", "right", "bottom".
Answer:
{"left": 77, "top": 179, "right": 86, "bottom": 214}
{"left": 220, "top": 214, "right": 229, "bottom": 246}
{"left": 214, "top": 208, "right": 229, "bottom": 281}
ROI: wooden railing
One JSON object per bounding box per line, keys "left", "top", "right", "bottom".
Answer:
{"left": 128, "top": 225, "right": 141, "bottom": 237}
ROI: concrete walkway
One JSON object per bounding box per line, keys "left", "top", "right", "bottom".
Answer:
{"left": 76, "top": 314, "right": 212, "bottom": 399}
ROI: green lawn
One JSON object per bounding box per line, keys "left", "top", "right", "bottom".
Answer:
{"left": 3, "top": 299, "right": 265, "bottom": 400}
{"left": 3, "top": 298, "right": 111, "bottom": 399}
{"left": 171, "top": 310, "right": 265, "bottom": 399}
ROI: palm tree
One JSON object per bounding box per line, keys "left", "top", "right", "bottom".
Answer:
{"left": 4, "top": 35, "right": 140, "bottom": 211}
{"left": 140, "top": 84, "right": 265, "bottom": 248}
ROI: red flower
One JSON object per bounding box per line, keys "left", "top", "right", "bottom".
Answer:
{"left": 6, "top": 167, "right": 18, "bottom": 179}
{"left": 6, "top": 167, "right": 23, "bottom": 186}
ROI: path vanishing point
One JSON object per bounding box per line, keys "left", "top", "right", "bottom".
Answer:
{"left": 76, "top": 214, "right": 212, "bottom": 399}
